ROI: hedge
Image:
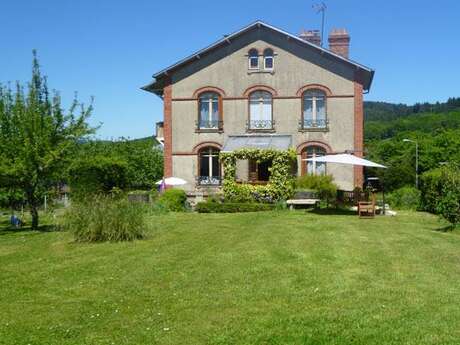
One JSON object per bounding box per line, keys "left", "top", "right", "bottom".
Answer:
{"left": 196, "top": 201, "right": 275, "bottom": 213}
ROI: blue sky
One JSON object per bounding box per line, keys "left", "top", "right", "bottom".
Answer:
{"left": 2, "top": 0, "right": 459, "bottom": 139}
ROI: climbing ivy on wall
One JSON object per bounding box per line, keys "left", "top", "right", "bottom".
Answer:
{"left": 220, "top": 148, "right": 297, "bottom": 202}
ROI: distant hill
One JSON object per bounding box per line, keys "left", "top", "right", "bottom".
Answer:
{"left": 364, "top": 97, "right": 460, "bottom": 122}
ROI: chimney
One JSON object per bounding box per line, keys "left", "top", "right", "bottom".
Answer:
{"left": 299, "top": 30, "right": 321, "bottom": 46}
{"left": 328, "top": 29, "right": 350, "bottom": 58}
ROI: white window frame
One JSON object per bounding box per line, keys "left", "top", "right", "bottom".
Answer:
{"left": 303, "top": 90, "right": 327, "bottom": 128}
{"left": 263, "top": 49, "right": 274, "bottom": 70}
{"left": 199, "top": 93, "right": 219, "bottom": 129}
{"left": 249, "top": 91, "right": 272, "bottom": 129}
{"left": 248, "top": 50, "right": 259, "bottom": 70}
{"left": 306, "top": 146, "right": 326, "bottom": 175}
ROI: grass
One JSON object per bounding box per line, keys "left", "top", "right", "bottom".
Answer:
{"left": 1, "top": 210, "right": 460, "bottom": 344}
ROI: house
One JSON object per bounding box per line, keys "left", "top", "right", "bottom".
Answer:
{"left": 142, "top": 21, "right": 374, "bottom": 193}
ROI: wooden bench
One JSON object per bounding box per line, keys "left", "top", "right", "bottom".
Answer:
{"left": 286, "top": 199, "right": 320, "bottom": 210}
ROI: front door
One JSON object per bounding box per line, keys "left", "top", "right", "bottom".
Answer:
{"left": 248, "top": 159, "right": 272, "bottom": 183}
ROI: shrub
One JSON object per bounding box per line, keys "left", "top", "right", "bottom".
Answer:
{"left": 421, "top": 164, "right": 460, "bottom": 226}
{"left": 62, "top": 195, "right": 146, "bottom": 242}
{"left": 195, "top": 201, "right": 275, "bottom": 213}
{"left": 157, "top": 189, "right": 187, "bottom": 212}
{"left": 420, "top": 168, "right": 443, "bottom": 213}
{"left": 386, "top": 186, "right": 421, "bottom": 210}
{"left": 68, "top": 156, "right": 128, "bottom": 198}
{"left": 295, "top": 174, "right": 337, "bottom": 201}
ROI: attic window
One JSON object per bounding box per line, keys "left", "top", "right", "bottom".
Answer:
{"left": 248, "top": 49, "right": 259, "bottom": 69}
{"left": 263, "top": 48, "right": 274, "bottom": 70}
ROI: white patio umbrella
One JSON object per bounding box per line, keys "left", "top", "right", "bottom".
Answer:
{"left": 155, "top": 177, "right": 188, "bottom": 186}
{"left": 303, "top": 153, "right": 387, "bottom": 168}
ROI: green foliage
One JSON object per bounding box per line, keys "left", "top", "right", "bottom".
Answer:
{"left": 386, "top": 186, "right": 421, "bottom": 210}
{"left": 0, "top": 51, "right": 94, "bottom": 229}
{"left": 62, "top": 195, "right": 146, "bottom": 242}
{"left": 75, "top": 138, "right": 163, "bottom": 190}
{"left": 0, "top": 188, "right": 25, "bottom": 210}
{"left": 157, "top": 189, "right": 187, "bottom": 212}
{"left": 68, "top": 156, "right": 128, "bottom": 198}
{"left": 195, "top": 200, "right": 275, "bottom": 213}
{"left": 365, "top": 98, "right": 460, "bottom": 122}
{"left": 295, "top": 174, "right": 337, "bottom": 201}
{"left": 220, "top": 148, "right": 296, "bottom": 203}
{"left": 420, "top": 164, "right": 460, "bottom": 226}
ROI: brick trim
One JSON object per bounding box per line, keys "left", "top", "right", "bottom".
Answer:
{"left": 163, "top": 80, "right": 173, "bottom": 178}
{"left": 296, "top": 140, "right": 332, "bottom": 155}
{"left": 296, "top": 84, "right": 332, "bottom": 97}
{"left": 171, "top": 94, "right": 353, "bottom": 101}
{"left": 192, "top": 86, "right": 226, "bottom": 98}
{"left": 297, "top": 141, "right": 332, "bottom": 176}
{"left": 243, "top": 84, "right": 278, "bottom": 97}
{"left": 192, "top": 141, "right": 222, "bottom": 154}
{"left": 353, "top": 78, "right": 364, "bottom": 188}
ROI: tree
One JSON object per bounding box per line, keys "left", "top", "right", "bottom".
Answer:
{"left": 0, "top": 51, "right": 94, "bottom": 229}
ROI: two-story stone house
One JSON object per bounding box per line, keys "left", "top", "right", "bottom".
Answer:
{"left": 143, "top": 21, "right": 374, "bottom": 192}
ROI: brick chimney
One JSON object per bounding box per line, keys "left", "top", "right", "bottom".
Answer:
{"left": 299, "top": 30, "right": 321, "bottom": 46}
{"left": 328, "top": 29, "right": 350, "bottom": 58}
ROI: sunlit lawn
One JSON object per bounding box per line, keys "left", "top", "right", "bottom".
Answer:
{"left": 1, "top": 210, "right": 459, "bottom": 344}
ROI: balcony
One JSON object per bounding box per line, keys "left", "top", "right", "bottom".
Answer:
{"left": 247, "top": 120, "right": 275, "bottom": 132}
{"left": 299, "top": 119, "right": 329, "bottom": 131}
{"left": 195, "top": 120, "right": 223, "bottom": 132}
{"left": 196, "top": 176, "right": 222, "bottom": 186}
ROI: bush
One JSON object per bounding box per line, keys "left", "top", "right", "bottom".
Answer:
{"left": 62, "top": 195, "right": 146, "bottom": 242}
{"left": 421, "top": 164, "right": 460, "bottom": 226}
{"left": 157, "top": 189, "right": 187, "bottom": 212}
{"left": 295, "top": 174, "right": 337, "bottom": 201}
{"left": 386, "top": 186, "right": 421, "bottom": 210}
{"left": 196, "top": 201, "right": 275, "bottom": 213}
{"left": 68, "top": 156, "right": 128, "bottom": 198}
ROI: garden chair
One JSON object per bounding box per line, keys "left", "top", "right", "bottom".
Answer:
{"left": 358, "top": 194, "right": 376, "bottom": 218}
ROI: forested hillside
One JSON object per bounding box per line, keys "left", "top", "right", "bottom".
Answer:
{"left": 364, "top": 98, "right": 460, "bottom": 191}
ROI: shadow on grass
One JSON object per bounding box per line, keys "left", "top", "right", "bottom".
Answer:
{"left": 433, "top": 224, "right": 457, "bottom": 233}
{"left": 0, "top": 224, "right": 58, "bottom": 236}
{"left": 307, "top": 208, "right": 358, "bottom": 216}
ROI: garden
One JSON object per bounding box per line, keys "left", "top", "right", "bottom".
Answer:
{"left": 2, "top": 49, "right": 460, "bottom": 345}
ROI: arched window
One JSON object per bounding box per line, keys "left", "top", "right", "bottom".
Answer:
{"left": 249, "top": 91, "right": 273, "bottom": 130}
{"left": 248, "top": 49, "right": 259, "bottom": 69}
{"left": 303, "top": 146, "right": 326, "bottom": 175}
{"left": 198, "top": 92, "right": 220, "bottom": 129}
{"left": 302, "top": 89, "right": 327, "bottom": 128}
{"left": 198, "top": 147, "right": 221, "bottom": 185}
{"left": 263, "top": 48, "right": 274, "bottom": 70}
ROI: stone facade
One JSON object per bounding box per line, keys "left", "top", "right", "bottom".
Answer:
{"left": 144, "top": 22, "right": 373, "bottom": 192}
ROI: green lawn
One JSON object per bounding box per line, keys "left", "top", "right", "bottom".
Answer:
{"left": 1, "top": 210, "right": 460, "bottom": 344}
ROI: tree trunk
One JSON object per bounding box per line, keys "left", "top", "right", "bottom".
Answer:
{"left": 30, "top": 204, "right": 39, "bottom": 230}
{"left": 26, "top": 188, "right": 39, "bottom": 230}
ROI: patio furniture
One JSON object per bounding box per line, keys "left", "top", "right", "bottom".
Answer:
{"left": 287, "top": 190, "right": 320, "bottom": 210}
{"left": 358, "top": 194, "right": 376, "bottom": 218}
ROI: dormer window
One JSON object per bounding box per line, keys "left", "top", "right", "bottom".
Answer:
{"left": 263, "top": 48, "right": 274, "bottom": 70}
{"left": 248, "top": 49, "right": 259, "bottom": 69}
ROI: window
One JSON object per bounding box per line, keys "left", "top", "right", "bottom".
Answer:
{"left": 304, "top": 146, "right": 326, "bottom": 175}
{"left": 198, "top": 92, "right": 220, "bottom": 129}
{"left": 249, "top": 91, "right": 273, "bottom": 130}
{"left": 198, "top": 147, "right": 221, "bottom": 185}
{"left": 302, "top": 89, "right": 327, "bottom": 128}
{"left": 263, "top": 48, "right": 274, "bottom": 70}
{"left": 248, "top": 49, "right": 259, "bottom": 69}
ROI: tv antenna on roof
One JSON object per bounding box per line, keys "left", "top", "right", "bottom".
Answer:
{"left": 312, "top": 2, "right": 327, "bottom": 47}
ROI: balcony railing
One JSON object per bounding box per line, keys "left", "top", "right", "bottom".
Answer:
{"left": 196, "top": 120, "right": 223, "bottom": 130}
{"left": 299, "top": 119, "right": 328, "bottom": 130}
{"left": 197, "top": 176, "right": 222, "bottom": 186}
{"left": 247, "top": 119, "right": 275, "bottom": 130}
